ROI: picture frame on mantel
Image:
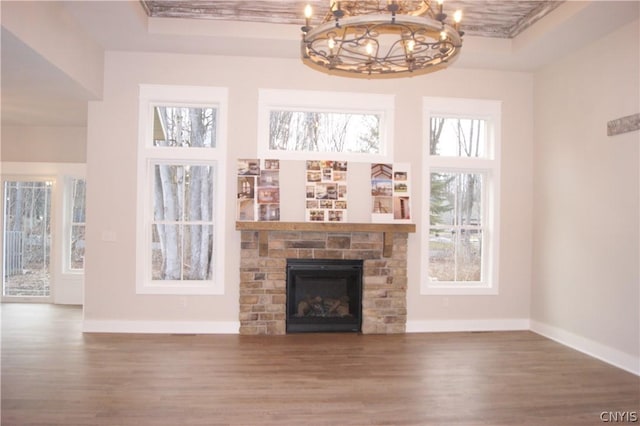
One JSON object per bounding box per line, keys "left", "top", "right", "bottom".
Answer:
{"left": 371, "top": 162, "right": 412, "bottom": 223}
{"left": 236, "top": 158, "right": 280, "bottom": 221}
{"left": 305, "top": 160, "right": 348, "bottom": 223}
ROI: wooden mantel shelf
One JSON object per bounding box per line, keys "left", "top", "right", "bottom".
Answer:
{"left": 236, "top": 221, "right": 416, "bottom": 257}
{"left": 235, "top": 221, "right": 416, "bottom": 233}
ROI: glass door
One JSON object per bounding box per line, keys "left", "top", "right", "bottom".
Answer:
{"left": 3, "top": 179, "right": 53, "bottom": 300}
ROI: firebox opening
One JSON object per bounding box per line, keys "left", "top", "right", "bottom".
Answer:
{"left": 286, "top": 259, "right": 363, "bottom": 333}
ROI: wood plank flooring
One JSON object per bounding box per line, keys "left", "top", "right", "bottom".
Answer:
{"left": 2, "top": 304, "right": 638, "bottom": 425}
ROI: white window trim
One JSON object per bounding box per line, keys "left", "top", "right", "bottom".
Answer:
{"left": 421, "top": 97, "right": 501, "bottom": 296}
{"left": 136, "top": 84, "right": 228, "bottom": 295}
{"left": 257, "top": 89, "right": 395, "bottom": 162}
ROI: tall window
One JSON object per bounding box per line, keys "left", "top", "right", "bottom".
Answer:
{"left": 258, "top": 89, "right": 394, "bottom": 162}
{"left": 137, "top": 85, "right": 227, "bottom": 295}
{"left": 422, "top": 97, "right": 501, "bottom": 295}
{"left": 66, "top": 177, "right": 86, "bottom": 272}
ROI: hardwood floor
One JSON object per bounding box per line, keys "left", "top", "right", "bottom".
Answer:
{"left": 1, "top": 304, "right": 638, "bottom": 425}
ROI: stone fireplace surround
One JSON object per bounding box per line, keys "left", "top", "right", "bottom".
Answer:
{"left": 236, "top": 222, "right": 416, "bottom": 335}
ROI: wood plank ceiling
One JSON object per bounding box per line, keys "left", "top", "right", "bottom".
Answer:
{"left": 140, "top": 0, "right": 564, "bottom": 39}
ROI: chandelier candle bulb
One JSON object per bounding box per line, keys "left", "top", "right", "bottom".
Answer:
{"left": 454, "top": 9, "right": 462, "bottom": 31}
{"left": 406, "top": 39, "right": 415, "bottom": 53}
{"left": 302, "top": 4, "right": 312, "bottom": 33}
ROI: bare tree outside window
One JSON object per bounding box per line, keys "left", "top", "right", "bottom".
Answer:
{"left": 269, "top": 110, "right": 381, "bottom": 154}
{"left": 69, "top": 178, "right": 86, "bottom": 270}
{"left": 430, "top": 116, "right": 486, "bottom": 157}
{"left": 154, "top": 107, "right": 216, "bottom": 148}
{"left": 429, "top": 172, "right": 483, "bottom": 282}
{"left": 3, "top": 181, "right": 52, "bottom": 297}
{"left": 151, "top": 106, "right": 216, "bottom": 281}
{"left": 429, "top": 117, "right": 486, "bottom": 283}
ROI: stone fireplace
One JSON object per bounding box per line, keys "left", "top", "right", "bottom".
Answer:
{"left": 237, "top": 221, "right": 415, "bottom": 335}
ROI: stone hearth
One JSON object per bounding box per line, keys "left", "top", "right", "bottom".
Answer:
{"left": 237, "top": 222, "right": 415, "bottom": 335}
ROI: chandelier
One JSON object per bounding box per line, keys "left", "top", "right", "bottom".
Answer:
{"left": 300, "top": 0, "right": 464, "bottom": 78}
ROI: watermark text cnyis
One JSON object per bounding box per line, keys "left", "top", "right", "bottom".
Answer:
{"left": 600, "top": 411, "right": 639, "bottom": 423}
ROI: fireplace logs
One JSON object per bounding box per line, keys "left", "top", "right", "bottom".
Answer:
{"left": 296, "top": 295, "right": 351, "bottom": 318}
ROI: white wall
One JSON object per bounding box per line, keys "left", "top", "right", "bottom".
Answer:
{"left": 531, "top": 19, "right": 640, "bottom": 374}
{"left": 1, "top": 126, "right": 87, "bottom": 163}
{"left": 83, "top": 51, "right": 534, "bottom": 332}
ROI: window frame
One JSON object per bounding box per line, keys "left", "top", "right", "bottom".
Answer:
{"left": 421, "top": 97, "right": 501, "bottom": 295}
{"left": 136, "top": 84, "right": 228, "bottom": 295}
{"left": 62, "top": 176, "right": 86, "bottom": 274}
{"left": 257, "top": 89, "right": 395, "bottom": 162}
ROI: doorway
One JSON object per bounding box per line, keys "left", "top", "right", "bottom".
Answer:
{"left": 2, "top": 179, "right": 53, "bottom": 300}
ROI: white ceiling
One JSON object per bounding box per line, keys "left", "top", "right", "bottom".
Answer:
{"left": 1, "top": 28, "right": 94, "bottom": 127}
{"left": 1, "top": 0, "right": 639, "bottom": 128}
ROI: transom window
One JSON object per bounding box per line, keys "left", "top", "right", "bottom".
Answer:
{"left": 258, "top": 89, "right": 394, "bottom": 162}
{"left": 153, "top": 107, "right": 216, "bottom": 148}
{"left": 430, "top": 117, "right": 488, "bottom": 158}
{"left": 422, "top": 97, "right": 501, "bottom": 295}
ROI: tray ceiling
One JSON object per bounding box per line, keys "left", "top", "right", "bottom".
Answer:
{"left": 140, "top": 0, "right": 564, "bottom": 38}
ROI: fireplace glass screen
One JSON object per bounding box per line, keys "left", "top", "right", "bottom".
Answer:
{"left": 286, "top": 259, "right": 363, "bottom": 333}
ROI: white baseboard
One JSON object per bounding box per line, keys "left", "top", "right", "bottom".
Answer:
{"left": 530, "top": 320, "right": 640, "bottom": 376}
{"left": 81, "top": 318, "right": 640, "bottom": 375}
{"left": 406, "top": 318, "right": 530, "bottom": 333}
{"left": 82, "top": 320, "right": 240, "bottom": 334}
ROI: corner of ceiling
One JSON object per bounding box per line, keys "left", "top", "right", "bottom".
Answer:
{"left": 2, "top": 0, "right": 104, "bottom": 99}
{"left": 511, "top": 1, "right": 640, "bottom": 71}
